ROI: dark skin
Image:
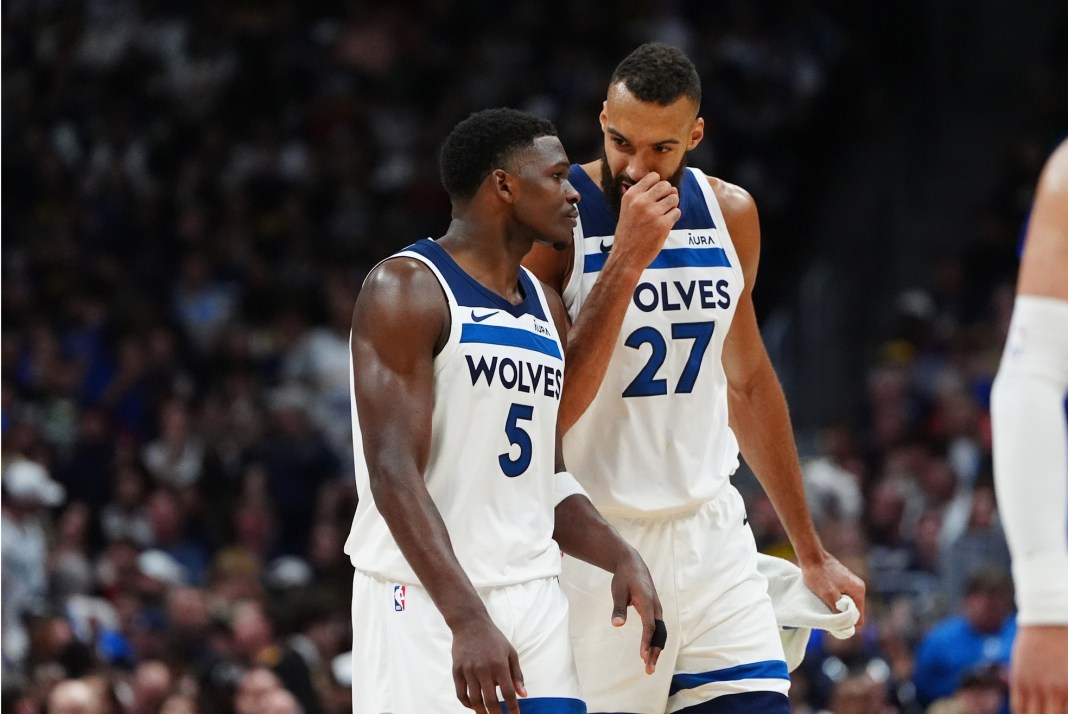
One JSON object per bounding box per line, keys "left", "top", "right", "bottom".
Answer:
{"left": 523, "top": 86, "right": 866, "bottom": 624}
{"left": 351, "top": 135, "right": 663, "bottom": 714}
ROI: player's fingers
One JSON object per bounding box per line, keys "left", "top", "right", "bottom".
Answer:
{"left": 632, "top": 172, "right": 662, "bottom": 190}
{"left": 471, "top": 674, "right": 495, "bottom": 714}
{"left": 630, "top": 590, "right": 660, "bottom": 649}
{"left": 814, "top": 583, "right": 842, "bottom": 616}
{"left": 464, "top": 666, "right": 497, "bottom": 714}
{"left": 644, "top": 179, "right": 678, "bottom": 202}
{"left": 508, "top": 649, "right": 527, "bottom": 700}
{"left": 610, "top": 591, "right": 629, "bottom": 627}
{"left": 643, "top": 619, "right": 667, "bottom": 674}
{"left": 653, "top": 189, "right": 680, "bottom": 214}
{"left": 483, "top": 668, "right": 510, "bottom": 714}
{"left": 454, "top": 669, "right": 473, "bottom": 709}
{"left": 846, "top": 574, "right": 867, "bottom": 626}
{"left": 646, "top": 639, "right": 663, "bottom": 675}
{"left": 498, "top": 690, "right": 520, "bottom": 714}
{"left": 496, "top": 676, "right": 517, "bottom": 714}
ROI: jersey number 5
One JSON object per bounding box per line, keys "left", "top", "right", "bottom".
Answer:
{"left": 499, "top": 403, "right": 534, "bottom": 477}
{"left": 622, "top": 321, "right": 716, "bottom": 397}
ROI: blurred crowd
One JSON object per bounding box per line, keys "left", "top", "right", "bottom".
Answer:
{"left": 2, "top": 1, "right": 1066, "bottom": 713}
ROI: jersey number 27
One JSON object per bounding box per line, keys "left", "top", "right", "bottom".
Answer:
{"left": 623, "top": 321, "right": 716, "bottom": 397}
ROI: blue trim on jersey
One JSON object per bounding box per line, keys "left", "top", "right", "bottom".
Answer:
{"left": 668, "top": 660, "right": 790, "bottom": 696}
{"left": 498, "top": 697, "right": 587, "bottom": 713}
{"left": 460, "top": 323, "right": 563, "bottom": 359}
{"left": 583, "top": 246, "right": 731, "bottom": 274}
{"left": 672, "top": 691, "right": 791, "bottom": 713}
{"left": 569, "top": 163, "right": 716, "bottom": 240}
{"left": 403, "top": 239, "right": 547, "bottom": 320}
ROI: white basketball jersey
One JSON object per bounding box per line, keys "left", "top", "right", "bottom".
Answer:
{"left": 562, "top": 166, "right": 744, "bottom": 516}
{"left": 345, "top": 239, "right": 566, "bottom": 588}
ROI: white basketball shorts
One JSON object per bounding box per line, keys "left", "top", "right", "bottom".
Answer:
{"left": 561, "top": 485, "right": 790, "bottom": 713}
{"left": 351, "top": 571, "right": 586, "bottom": 714}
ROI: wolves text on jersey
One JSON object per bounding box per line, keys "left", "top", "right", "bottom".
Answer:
{"left": 632, "top": 278, "right": 732, "bottom": 313}
{"left": 466, "top": 355, "right": 563, "bottom": 399}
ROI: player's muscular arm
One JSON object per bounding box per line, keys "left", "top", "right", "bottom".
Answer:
{"left": 352, "top": 259, "right": 526, "bottom": 713}
{"left": 524, "top": 166, "right": 681, "bottom": 433}
{"left": 717, "top": 179, "right": 866, "bottom": 623}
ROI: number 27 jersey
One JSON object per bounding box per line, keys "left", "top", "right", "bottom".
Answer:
{"left": 562, "top": 166, "right": 744, "bottom": 516}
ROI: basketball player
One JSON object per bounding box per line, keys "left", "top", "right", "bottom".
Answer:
{"left": 346, "top": 108, "right": 664, "bottom": 714}
{"left": 522, "top": 43, "right": 865, "bottom": 712}
{"left": 990, "top": 137, "right": 1068, "bottom": 714}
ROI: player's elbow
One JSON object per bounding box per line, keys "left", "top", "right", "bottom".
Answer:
{"left": 727, "top": 358, "right": 777, "bottom": 406}
{"left": 365, "top": 456, "right": 424, "bottom": 506}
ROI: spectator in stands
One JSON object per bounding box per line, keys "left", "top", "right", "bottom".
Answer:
{"left": 912, "top": 567, "right": 1016, "bottom": 708}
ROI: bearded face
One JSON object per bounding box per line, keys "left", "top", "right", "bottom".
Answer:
{"left": 599, "top": 147, "right": 690, "bottom": 216}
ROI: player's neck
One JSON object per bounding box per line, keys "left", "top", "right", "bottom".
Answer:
{"left": 438, "top": 224, "right": 525, "bottom": 305}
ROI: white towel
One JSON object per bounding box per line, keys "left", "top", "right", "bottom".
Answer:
{"left": 756, "top": 553, "right": 860, "bottom": 672}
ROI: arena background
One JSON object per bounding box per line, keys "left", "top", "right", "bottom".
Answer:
{"left": 3, "top": 1, "right": 1067, "bottom": 712}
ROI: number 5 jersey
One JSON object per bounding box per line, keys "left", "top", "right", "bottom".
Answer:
{"left": 345, "top": 239, "right": 567, "bottom": 588}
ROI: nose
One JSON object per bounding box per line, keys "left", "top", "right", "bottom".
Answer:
{"left": 626, "top": 156, "right": 653, "bottom": 182}
{"left": 565, "top": 182, "right": 580, "bottom": 205}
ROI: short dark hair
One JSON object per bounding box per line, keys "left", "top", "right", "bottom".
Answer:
{"left": 609, "top": 42, "right": 701, "bottom": 107}
{"left": 439, "top": 108, "right": 557, "bottom": 201}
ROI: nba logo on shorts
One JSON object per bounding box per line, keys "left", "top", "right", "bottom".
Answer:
{"left": 393, "top": 585, "right": 406, "bottom": 612}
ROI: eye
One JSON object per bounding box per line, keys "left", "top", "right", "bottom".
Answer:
{"left": 654, "top": 145, "right": 674, "bottom": 154}
{"left": 610, "top": 137, "right": 628, "bottom": 147}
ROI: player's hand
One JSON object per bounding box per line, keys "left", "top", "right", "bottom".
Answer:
{"left": 609, "top": 547, "right": 666, "bottom": 674}
{"left": 800, "top": 553, "right": 867, "bottom": 627}
{"left": 1010, "top": 625, "right": 1068, "bottom": 714}
{"left": 451, "top": 616, "right": 526, "bottom": 714}
{"left": 612, "top": 171, "right": 681, "bottom": 270}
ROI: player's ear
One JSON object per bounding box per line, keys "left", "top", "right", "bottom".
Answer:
{"left": 688, "top": 117, "right": 705, "bottom": 151}
{"left": 492, "top": 168, "right": 516, "bottom": 203}
{"left": 599, "top": 102, "right": 608, "bottom": 132}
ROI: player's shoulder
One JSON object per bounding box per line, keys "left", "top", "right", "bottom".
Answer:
{"left": 702, "top": 173, "right": 757, "bottom": 223}
{"left": 364, "top": 254, "right": 435, "bottom": 293}
{"left": 354, "top": 253, "right": 448, "bottom": 349}
{"left": 359, "top": 254, "right": 443, "bottom": 316}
